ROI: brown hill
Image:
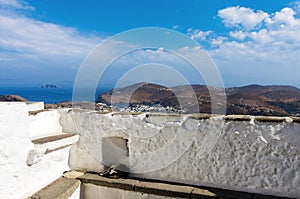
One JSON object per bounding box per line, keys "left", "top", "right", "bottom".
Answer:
{"left": 97, "top": 83, "right": 177, "bottom": 107}
{"left": 0, "top": 95, "right": 28, "bottom": 102}
{"left": 226, "top": 85, "right": 300, "bottom": 116}
{"left": 97, "top": 83, "right": 300, "bottom": 116}
{"left": 227, "top": 85, "right": 300, "bottom": 102}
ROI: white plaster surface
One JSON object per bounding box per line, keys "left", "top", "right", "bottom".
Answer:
{"left": 68, "top": 184, "right": 81, "bottom": 199}
{"left": 29, "top": 109, "right": 62, "bottom": 138}
{"left": 130, "top": 118, "right": 300, "bottom": 198}
{"left": 81, "top": 183, "right": 174, "bottom": 199}
{"left": 60, "top": 110, "right": 300, "bottom": 198}
{"left": 60, "top": 110, "right": 130, "bottom": 172}
{"left": 0, "top": 102, "right": 31, "bottom": 198}
{"left": 0, "top": 103, "right": 72, "bottom": 199}
{"left": 26, "top": 133, "right": 79, "bottom": 166}
{"left": 27, "top": 102, "right": 44, "bottom": 112}
{"left": 23, "top": 147, "right": 72, "bottom": 198}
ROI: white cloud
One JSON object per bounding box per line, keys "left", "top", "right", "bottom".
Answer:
{"left": 0, "top": 0, "right": 102, "bottom": 65}
{"left": 172, "top": 25, "right": 179, "bottom": 30}
{"left": 0, "top": 0, "right": 21, "bottom": 7}
{"left": 0, "top": 0, "right": 33, "bottom": 10}
{"left": 290, "top": 1, "right": 300, "bottom": 14}
{"left": 0, "top": 0, "right": 102, "bottom": 86}
{"left": 218, "top": 6, "right": 269, "bottom": 30}
{"left": 211, "top": 36, "right": 227, "bottom": 46}
{"left": 0, "top": 14, "right": 100, "bottom": 59}
{"left": 229, "top": 7, "right": 300, "bottom": 47}
{"left": 188, "top": 29, "right": 212, "bottom": 41}
{"left": 266, "top": 8, "right": 300, "bottom": 30}
{"left": 229, "top": 31, "right": 247, "bottom": 40}
{"left": 206, "top": 4, "right": 300, "bottom": 87}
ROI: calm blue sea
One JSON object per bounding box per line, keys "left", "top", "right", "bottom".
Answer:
{"left": 0, "top": 87, "right": 109, "bottom": 104}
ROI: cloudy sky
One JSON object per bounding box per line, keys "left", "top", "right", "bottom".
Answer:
{"left": 0, "top": 0, "right": 299, "bottom": 88}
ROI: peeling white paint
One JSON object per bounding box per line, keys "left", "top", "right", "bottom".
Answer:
{"left": 259, "top": 135, "right": 268, "bottom": 144}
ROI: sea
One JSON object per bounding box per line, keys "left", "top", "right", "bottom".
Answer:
{"left": 0, "top": 87, "right": 110, "bottom": 104}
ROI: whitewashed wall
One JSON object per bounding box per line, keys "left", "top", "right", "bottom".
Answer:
{"left": 0, "top": 103, "right": 71, "bottom": 199}
{"left": 1, "top": 103, "right": 299, "bottom": 198}
{"left": 130, "top": 115, "right": 300, "bottom": 199}
{"left": 60, "top": 110, "right": 300, "bottom": 198}
{"left": 81, "top": 183, "right": 174, "bottom": 199}
{"left": 29, "top": 109, "right": 62, "bottom": 138}
{"left": 27, "top": 102, "right": 44, "bottom": 112}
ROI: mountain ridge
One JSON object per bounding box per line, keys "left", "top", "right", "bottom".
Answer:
{"left": 97, "top": 83, "right": 300, "bottom": 116}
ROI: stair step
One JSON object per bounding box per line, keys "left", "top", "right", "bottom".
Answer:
{"left": 32, "top": 133, "right": 78, "bottom": 145}
{"left": 78, "top": 173, "right": 291, "bottom": 199}
{"left": 31, "top": 133, "right": 79, "bottom": 153}
{"left": 27, "top": 133, "right": 79, "bottom": 166}
{"left": 28, "top": 176, "right": 80, "bottom": 199}
{"left": 78, "top": 173, "right": 217, "bottom": 198}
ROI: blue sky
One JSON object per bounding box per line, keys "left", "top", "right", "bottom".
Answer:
{"left": 0, "top": 0, "right": 300, "bottom": 88}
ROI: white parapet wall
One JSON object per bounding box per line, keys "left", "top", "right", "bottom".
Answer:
{"left": 60, "top": 110, "right": 300, "bottom": 198}
{"left": 27, "top": 102, "right": 44, "bottom": 112}
{"left": 29, "top": 109, "right": 63, "bottom": 138}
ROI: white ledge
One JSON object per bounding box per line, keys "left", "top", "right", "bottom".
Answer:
{"left": 27, "top": 133, "right": 79, "bottom": 166}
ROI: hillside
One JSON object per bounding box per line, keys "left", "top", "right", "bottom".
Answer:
{"left": 97, "top": 83, "right": 300, "bottom": 116}
{"left": 0, "top": 95, "right": 28, "bottom": 102}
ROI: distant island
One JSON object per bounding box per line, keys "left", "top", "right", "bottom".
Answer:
{"left": 41, "top": 84, "right": 57, "bottom": 88}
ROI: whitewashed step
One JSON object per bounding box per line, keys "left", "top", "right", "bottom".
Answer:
{"left": 27, "top": 133, "right": 79, "bottom": 166}
{"left": 28, "top": 176, "right": 81, "bottom": 199}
